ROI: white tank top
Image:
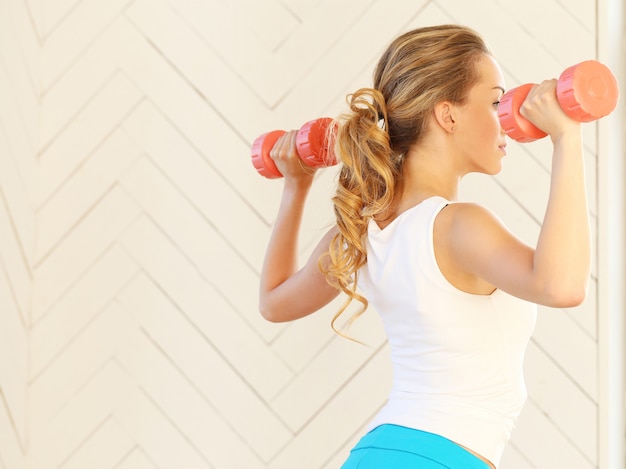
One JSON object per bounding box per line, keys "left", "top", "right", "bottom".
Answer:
{"left": 358, "top": 196, "right": 537, "bottom": 466}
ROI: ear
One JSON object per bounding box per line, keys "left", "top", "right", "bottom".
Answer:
{"left": 433, "top": 101, "right": 457, "bottom": 133}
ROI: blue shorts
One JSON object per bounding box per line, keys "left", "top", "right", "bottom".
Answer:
{"left": 340, "top": 424, "right": 491, "bottom": 468}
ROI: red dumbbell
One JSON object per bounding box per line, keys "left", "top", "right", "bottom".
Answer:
{"left": 498, "top": 60, "right": 619, "bottom": 143}
{"left": 251, "top": 117, "right": 337, "bottom": 178}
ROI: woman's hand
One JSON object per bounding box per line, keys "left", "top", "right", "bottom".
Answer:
{"left": 270, "top": 130, "right": 317, "bottom": 188}
{"left": 519, "top": 79, "right": 580, "bottom": 141}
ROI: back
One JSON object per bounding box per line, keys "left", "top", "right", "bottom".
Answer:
{"left": 358, "top": 196, "right": 537, "bottom": 466}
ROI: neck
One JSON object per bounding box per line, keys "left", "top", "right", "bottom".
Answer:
{"left": 398, "top": 143, "right": 462, "bottom": 205}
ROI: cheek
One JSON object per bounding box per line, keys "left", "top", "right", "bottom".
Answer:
{"left": 457, "top": 109, "right": 498, "bottom": 151}
{"left": 477, "top": 113, "right": 500, "bottom": 141}
{"left": 490, "top": 111, "right": 502, "bottom": 133}
{"left": 469, "top": 116, "right": 494, "bottom": 143}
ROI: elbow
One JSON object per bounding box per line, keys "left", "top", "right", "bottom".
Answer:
{"left": 258, "top": 297, "right": 291, "bottom": 323}
{"left": 259, "top": 306, "right": 282, "bottom": 323}
{"left": 551, "top": 290, "right": 586, "bottom": 308}
{"left": 259, "top": 300, "right": 279, "bottom": 323}
{"left": 543, "top": 283, "right": 587, "bottom": 308}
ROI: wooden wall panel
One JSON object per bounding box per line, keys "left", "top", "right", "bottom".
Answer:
{"left": 0, "top": 0, "right": 38, "bottom": 467}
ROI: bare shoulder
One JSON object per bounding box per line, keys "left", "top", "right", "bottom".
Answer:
{"left": 436, "top": 202, "right": 507, "bottom": 242}
{"left": 434, "top": 201, "right": 535, "bottom": 296}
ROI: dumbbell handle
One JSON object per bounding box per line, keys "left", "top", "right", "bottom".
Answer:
{"left": 251, "top": 118, "right": 337, "bottom": 179}
{"left": 498, "top": 60, "right": 619, "bottom": 143}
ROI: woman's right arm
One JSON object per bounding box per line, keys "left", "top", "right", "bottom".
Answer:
{"left": 258, "top": 130, "right": 340, "bottom": 322}
{"left": 438, "top": 79, "right": 591, "bottom": 307}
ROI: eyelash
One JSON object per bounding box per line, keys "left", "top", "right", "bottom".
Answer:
{"left": 493, "top": 101, "right": 501, "bottom": 109}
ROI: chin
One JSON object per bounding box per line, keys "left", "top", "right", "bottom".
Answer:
{"left": 484, "top": 163, "right": 503, "bottom": 176}
{"left": 491, "top": 156, "right": 505, "bottom": 174}
{"left": 493, "top": 162, "right": 504, "bottom": 173}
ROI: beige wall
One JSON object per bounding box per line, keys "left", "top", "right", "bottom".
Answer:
{"left": 0, "top": 0, "right": 624, "bottom": 468}
{"left": 0, "top": 0, "right": 38, "bottom": 468}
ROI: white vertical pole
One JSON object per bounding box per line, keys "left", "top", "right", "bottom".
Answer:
{"left": 597, "top": 0, "right": 625, "bottom": 468}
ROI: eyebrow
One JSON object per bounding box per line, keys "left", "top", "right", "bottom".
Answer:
{"left": 493, "top": 86, "right": 505, "bottom": 93}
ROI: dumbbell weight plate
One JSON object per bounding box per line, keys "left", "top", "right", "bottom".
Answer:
{"left": 498, "top": 83, "right": 548, "bottom": 143}
{"left": 250, "top": 130, "right": 286, "bottom": 179}
{"left": 296, "top": 118, "right": 337, "bottom": 168}
{"left": 557, "top": 60, "right": 619, "bottom": 122}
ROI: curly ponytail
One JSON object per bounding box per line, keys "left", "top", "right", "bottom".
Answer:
{"left": 321, "top": 88, "right": 401, "bottom": 336}
{"left": 321, "top": 25, "right": 492, "bottom": 337}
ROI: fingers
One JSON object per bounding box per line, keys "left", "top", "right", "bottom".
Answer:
{"left": 269, "top": 130, "right": 298, "bottom": 165}
{"left": 521, "top": 79, "right": 559, "bottom": 113}
{"left": 269, "top": 130, "right": 316, "bottom": 180}
{"left": 519, "top": 79, "right": 579, "bottom": 137}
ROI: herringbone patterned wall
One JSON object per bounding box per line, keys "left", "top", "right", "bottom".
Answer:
{"left": 0, "top": 0, "right": 623, "bottom": 468}
{"left": 0, "top": 0, "right": 36, "bottom": 467}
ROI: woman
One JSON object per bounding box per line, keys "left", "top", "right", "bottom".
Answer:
{"left": 258, "top": 25, "right": 590, "bottom": 468}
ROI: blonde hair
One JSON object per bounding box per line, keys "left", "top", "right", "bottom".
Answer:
{"left": 320, "top": 25, "right": 492, "bottom": 337}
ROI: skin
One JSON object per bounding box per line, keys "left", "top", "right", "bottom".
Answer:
{"left": 258, "top": 54, "right": 590, "bottom": 468}
{"left": 430, "top": 56, "right": 590, "bottom": 303}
